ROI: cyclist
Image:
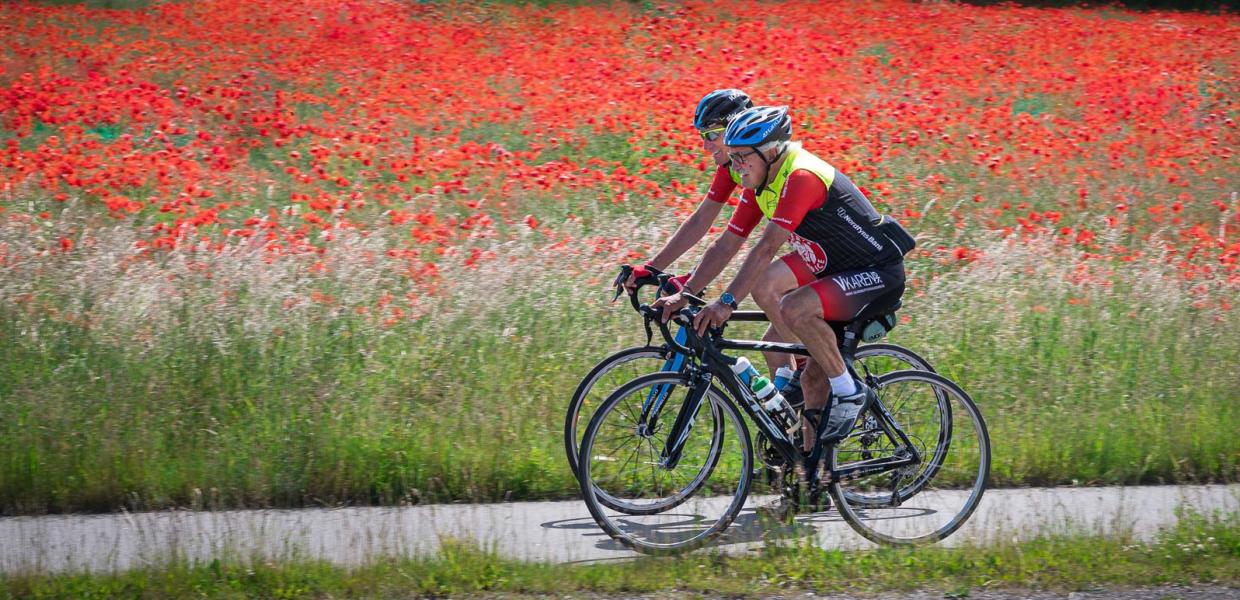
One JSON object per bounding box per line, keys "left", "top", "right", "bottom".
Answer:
{"left": 654, "top": 105, "right": 908, "bottom": 455}
{"left": 624, "top": 89, "right": 801, "bottom": 376}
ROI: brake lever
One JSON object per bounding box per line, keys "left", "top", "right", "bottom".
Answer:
{"left": 611, "top": 265, "right": 633, "bottom": 303}
{"left": 680, "top": 291, "right": 707, "bottom": 307}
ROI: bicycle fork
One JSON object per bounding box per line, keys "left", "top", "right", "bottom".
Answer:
{"left": 657, "top": 368, "right": 712, "bottom": 469}
{"left": 633, "top": 327, "right": 690, "bottom": 438}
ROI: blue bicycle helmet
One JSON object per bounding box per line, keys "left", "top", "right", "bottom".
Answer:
{"left": 693, "top": 89, "right": 753, "bottom": 130}
{"left": 724, "top": 105, "right": 792, "bottom": 147}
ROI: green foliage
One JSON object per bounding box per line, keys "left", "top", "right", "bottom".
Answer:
{"left": 0, "top": 225, "right": 1237, "bottom": 513}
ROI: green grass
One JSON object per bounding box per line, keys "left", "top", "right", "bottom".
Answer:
{"left": 0, "top": 214, "right": 1236, "bottom": 514}
{"left": 3, "top": 511, "right": 1237, "bottom": 598}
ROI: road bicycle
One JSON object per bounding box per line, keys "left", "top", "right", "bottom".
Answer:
{"left": 575, "top": 288, "right": 990, "bottom": 554}
{"left": 564, "top": 267, "right": 938, "bottom": 516}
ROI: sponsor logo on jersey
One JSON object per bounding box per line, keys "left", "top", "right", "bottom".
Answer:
{"left": 789, "top": 233, "right": 828, "bottom": 273}
{"left": 836, "top": 207, "right": 886, "bottom": 252}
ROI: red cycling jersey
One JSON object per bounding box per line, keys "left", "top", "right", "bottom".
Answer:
{"left": 726, "top": 170, "right": 826, "bottom": 236}
{"left": 704, "top": 164, "right": 740, "bottom": 204}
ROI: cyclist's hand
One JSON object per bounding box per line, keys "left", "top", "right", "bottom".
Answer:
{"left": 664, "top": 272, "right": 691, "bottom": 294}
{"left": 623, "top": 263, "right": 658, "bottom": 293}
{"left": 692, "top": 300, "right": 732, "bottom": 336}
{"left": 651, "top": 291, "right": 687, "bottom": 323}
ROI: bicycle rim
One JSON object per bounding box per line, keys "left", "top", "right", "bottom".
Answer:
{"left": 829, "top": 370, "right": 989, "bottom": 546}
{"left": 855, "top": 342, "right": 936, "bottom": 379}
{"left": 578, "top": 372, "right": 753, "bottom": 555}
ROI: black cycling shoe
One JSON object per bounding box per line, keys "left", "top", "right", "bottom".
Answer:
{"left": 817, "top": 381, "right": 876, "bottom": 445}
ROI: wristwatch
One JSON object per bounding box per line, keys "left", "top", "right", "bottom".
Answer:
{"left": 719, "top": 292, "right": 738, "bottom": 310}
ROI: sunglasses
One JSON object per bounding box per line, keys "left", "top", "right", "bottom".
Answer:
{"left": 698, "top": 126, "right": 726, "bottom": 142}
{"left": 727, "top": 149, "right": 759, "bottom": 164}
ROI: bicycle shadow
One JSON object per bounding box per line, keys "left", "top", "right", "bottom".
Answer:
{"left": 544, "top": 503, "right": 940, "bottom": 554}
{"left": 543, "top": 506, "right": 846, "bottom": 553}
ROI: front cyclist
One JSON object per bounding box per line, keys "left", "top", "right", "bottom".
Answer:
{"left": 655, "top": 105, "right": 907, "bottom": 456}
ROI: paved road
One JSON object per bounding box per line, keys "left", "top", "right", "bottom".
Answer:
{"left": 2, "top": 485, "right": 1236, "bottom": 574}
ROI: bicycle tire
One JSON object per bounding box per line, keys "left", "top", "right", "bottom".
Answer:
{"left": 578, "top": 372, "right": 753, "bottom": 555}
{"left": 842, "top": 342, "right": 946, "bottom": 506}
{"left": 563, "top": 345, "right": 669, "bottom": 476}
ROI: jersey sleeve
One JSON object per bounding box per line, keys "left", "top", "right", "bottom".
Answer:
{"left": 704, "top": 164, "right": 738, "bottom": 203}
{"left": 726, "top": 188, "right": 763, "bottom": 238}
{"left": 770, "top": 170, "right": 827, "bottom": 233}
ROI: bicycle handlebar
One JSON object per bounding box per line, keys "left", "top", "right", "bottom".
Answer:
{"left": 635, "top": 292, "right": 738, "bottom": 366}
{"left": 612, "top": 264, "right": 736, "bottom": 366}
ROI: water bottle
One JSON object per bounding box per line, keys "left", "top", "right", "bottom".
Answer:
{"left": 732, "top": 358, "right": 800, "bottom": 436}
{"left": 754, "top": 378, "right": 800, "bottom": 436}
{"left": 773, "top": 366, "right": 795, "bottom": 391}
{"left": 729, "top": 357, "right": 762, "bottom": 388}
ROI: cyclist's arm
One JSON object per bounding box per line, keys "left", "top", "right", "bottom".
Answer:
{"left": 722, "top": 221, "right": 791, "bottom": 304}
{"left": 645, "top": 199, "right": 725, "bottom": 272}
{"left": 678, "top": 186, "right": 762, "bottom": 294}
{"left": 721, "top": 171, "right": 819, "bottom": 301}
{"left": 680, "top": 230, "right": 744, "bottom": 295}
{"left": 645, "top": 166, "right": 737, "bottom": 271}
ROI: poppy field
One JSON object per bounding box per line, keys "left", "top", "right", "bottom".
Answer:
{"left": 0, "top": 0, "right": 1237, "bottom": 514}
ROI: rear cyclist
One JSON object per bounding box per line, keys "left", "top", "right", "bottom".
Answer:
{"left": 622, "top": 88, "right": 752, "bottom": 293}
{"left": 624, "top": 89, "right": 802, "bottom": 377}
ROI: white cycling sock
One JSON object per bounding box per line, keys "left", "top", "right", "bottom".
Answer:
{"left": 828, "top": 372, "right": 857, "bottom": 397}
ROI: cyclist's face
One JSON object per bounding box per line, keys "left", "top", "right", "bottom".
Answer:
{"left": 697, "top": 123, "right": 729, "bottom": 167}
{"left": 726, "top": 146, "right": 765, "bottom": 189}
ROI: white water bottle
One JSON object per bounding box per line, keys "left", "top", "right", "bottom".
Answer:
{"left": 754, "top": 377, "right": 800, "bottom": 436}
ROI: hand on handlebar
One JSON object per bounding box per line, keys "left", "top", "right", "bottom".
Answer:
{"left": 692, "top": 300, "right": 733, "bottom": 336}
{"left": 621, "top": 263, "right": 662, "bottom": 294}
{"left": 651, "top": 291, "right": 688, "bottom": 324}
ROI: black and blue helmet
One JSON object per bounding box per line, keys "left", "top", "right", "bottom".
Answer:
{"left": 724, "top": 105, "right": 792, "bottom": 147}
{"left": 693, "top": 89, "right": 752, "bottom": 130}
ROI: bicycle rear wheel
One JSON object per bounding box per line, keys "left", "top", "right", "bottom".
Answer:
{"left": 754, "top": 343, "right": 936, "bottom": 501}
{"left": 828, "top": 370, "right": 989, "bottom": 546}
{"left": 578, "top": 372, "right": 752, "bottom": 555}
{"left": 839, "top": 343, "right": 946, "bottom": 507}
{"left": 778, "top": 343, "right": 941, "bottom": 507}
{"left": 855, "top": 342, "right": 935, "bottom": 380}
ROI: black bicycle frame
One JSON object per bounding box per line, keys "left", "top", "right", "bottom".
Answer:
{"left": 642, "top": 304, "right": 924, "bottom": 484}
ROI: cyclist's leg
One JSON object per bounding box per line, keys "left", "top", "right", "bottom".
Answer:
{"left": 780, "top": 264, "right": 907, "bottom": 449}
{"left": 798, "top": 358, "right": 830, "bottom": 452}
{"left": 750, "top": 253, "right": 813, "bottom": 374}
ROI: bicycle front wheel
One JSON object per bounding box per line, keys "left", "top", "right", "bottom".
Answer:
{"left": 828, "top": 370, "right": 989, "bottom": 546}
{"left": 578, "top": 372, "right": 752, "bottom": 555}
